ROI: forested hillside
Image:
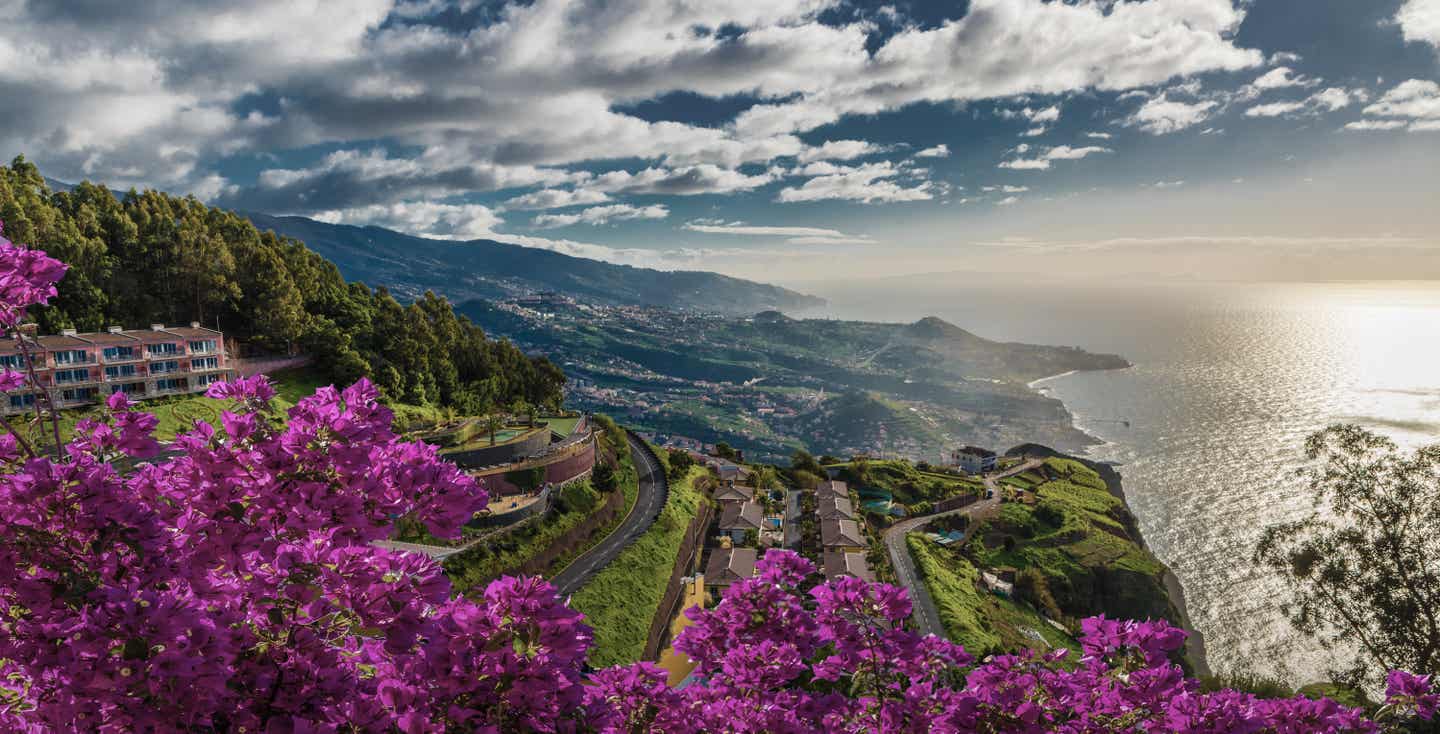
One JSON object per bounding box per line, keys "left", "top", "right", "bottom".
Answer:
{"left": 0, "top": 157, "right": 563, "bottom": 413}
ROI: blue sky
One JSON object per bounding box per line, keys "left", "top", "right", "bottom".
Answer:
{"left": 3, "top": 0, "right": 1439, "bottom": 283}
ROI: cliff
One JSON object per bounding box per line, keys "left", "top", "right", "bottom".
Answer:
{"left": 1004, "top": 443, "right": 1210, "bottom": 675}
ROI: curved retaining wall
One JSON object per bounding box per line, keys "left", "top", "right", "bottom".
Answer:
{"left": 473, "top": 432, "right": 597, "bottom": 496}
{"left": 444, "top": 427, "right": 552, "bottom": 468}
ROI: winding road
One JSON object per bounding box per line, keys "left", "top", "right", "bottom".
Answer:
{"left": 549, "top": 430, "right": 669, "bottom": 597}
{"left": 883, "top": 458, "right": 1044, "bottom": 638}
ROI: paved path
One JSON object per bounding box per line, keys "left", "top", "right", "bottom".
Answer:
{"left": 883, "top": 458, "right": 1044, "bottom": 638}
{"left": 550, "top": 431, "right": 669, "bottom": 597}
{"left": 783, "top": 488, "right": 801, "bottom": 548}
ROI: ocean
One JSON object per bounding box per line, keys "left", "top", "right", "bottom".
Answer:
{"left": 799, "top": 277, "right": 1440, "bottom": 685}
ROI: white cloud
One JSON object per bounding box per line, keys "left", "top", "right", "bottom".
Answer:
{"left": 1084, "top": 131, "right": 1114, "bottom": 139}
{"left": 588, "top": 165, "right": 776, "bottom": 195}
{"left": 1244, "top": 87, "right": 1364, "bottom": 117}
{"left": 797, "top": 140, "right": 885, "bottom": 163}
{"left": 1396, "top": 0, "right": 1440, "bottom": 52}
{"left": 682, "top": 221, "right": 875, "bottom": 245}
{"left": 1250, "top": 66, "right": 1319, "bottom": 90}
{"left": 1021, "top": 126, "right": 1048, "bottom": 137}
{"left": 532, "top": 204, "right": 669, "bottom": 229}
{"left": 1244, "top": 100, "right": 1307, "bottom": 118}
{"left": 777, "top": 161, "right": 934, "bottom": 203}
{"left": 1346, "top": 79, "right": 1440, "bottom": 131}
{"left": 503, "top": 188, "right": 612, "bottom": 211}
{"left": 1128, "top": 96, "right": 1218, "bottom": 134}
{"left": 1025, "top": 105, "right": 1061, "bottom": 124}
{"left": 314, "top": 202, "right": 505, "bottom": 240}
{"left": 1000, "top": 145, "right": 1112, "bottom": 170}
{"left": 914, "top": 144, "right": 951, "bottom": 158}
{"left": 1362, "top": 79, "right": 1440, "bottom": 120}
{"left": 1149, "top": 180, "right": 1186, "bottom": 188}
{"left": 996, "top": 196, "right": 1021, "bottom": 206}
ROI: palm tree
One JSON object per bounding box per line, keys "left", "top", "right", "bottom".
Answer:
{"left": 484, "top": 414, "right": 505, "bottom": 446}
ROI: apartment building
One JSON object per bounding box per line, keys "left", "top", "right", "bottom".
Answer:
{"left": 1, "top": 323, "right": 232, "bottom": 415}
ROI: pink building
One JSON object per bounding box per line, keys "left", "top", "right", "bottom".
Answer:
{"left": 1, "top": 323, "right": 232, "bottom": 415}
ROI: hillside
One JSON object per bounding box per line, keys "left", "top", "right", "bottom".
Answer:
{"left": 2, "top": 158, "right": 563, "bottom": 413}
{"left": 459, "top": 299, "right": 1129, "bottom": 462}
{"left": 245, "top": 213, "right": 824, "bottom": 315}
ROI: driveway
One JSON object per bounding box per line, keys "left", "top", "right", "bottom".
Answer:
{"left": 883, "top": 458, "right": 1043, "bottom": 637}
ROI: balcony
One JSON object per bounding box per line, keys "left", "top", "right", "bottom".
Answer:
{"left": 101, "top": 353, "right": 143, "bottom": 365}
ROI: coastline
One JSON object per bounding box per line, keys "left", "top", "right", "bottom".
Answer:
{"left": 1019, "top": 368, "right": 1211, "bottom": 676}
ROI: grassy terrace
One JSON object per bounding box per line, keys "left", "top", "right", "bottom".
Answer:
{"left": 908, "top": 534, "right": 1075, "bottom": 656}
{"left": 570, "top": 466, "right": 707, "bottom": 667}
{"left": 0, "top": 367, "right": 419, "bottom": 445}
{"left": 443, "top": 446, "right": 640, "bottom": 594}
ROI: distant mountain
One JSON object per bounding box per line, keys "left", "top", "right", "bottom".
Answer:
{"left": 244, "top": 213, "right": 824, "bottom": 314}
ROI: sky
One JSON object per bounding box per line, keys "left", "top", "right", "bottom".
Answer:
{"left": 3, "top": 0, "right": 1440, "bottom": 286}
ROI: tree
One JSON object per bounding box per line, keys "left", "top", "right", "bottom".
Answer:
{"left": 791, "top": 449, "right": 825, "bottom": 477}
{"left": 1256, "top": 425, "right": 1440, "bottom": 686}
{"left": 714, "top": 441, "right": 737, "bottom": 461}
{"left": 510, "top": 398, "right": 535, "bottom": 427}
{"left": 483, "top": 413, "right": 505, "bottom": 446}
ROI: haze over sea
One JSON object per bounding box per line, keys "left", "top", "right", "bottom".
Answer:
{"left": 801, "top": 277, "right": 1440, "bottom": 685}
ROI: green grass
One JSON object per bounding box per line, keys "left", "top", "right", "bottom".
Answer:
{"left": 908, "top": 534, "right": 1077, "bottom": 657}
{"left": 570, "top": 467, "right": 706, "bottom": 667}
{"left": 544, "top": 416, "right": 582, "bottom": 437}
{"left": 443, "top": 453, "right": 640, "bottom": 593}
{"left": 2, "top": 366, "right": 341, "bottom": 446}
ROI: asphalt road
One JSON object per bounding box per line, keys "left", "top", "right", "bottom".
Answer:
{"left": 550, "top": 431, "right": 669, "bottom": 597}
{"left": 883, "top": 458, "right": 1043, "bottom": 638}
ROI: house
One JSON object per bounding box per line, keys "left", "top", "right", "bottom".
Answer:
{"left": 718, "top": 501, "right": 765, "bottom": 544}
{"left": 713, "top": 484, "right": 756, "bottom": 505}
{"left": 713, "top": 462, "right": 751, "bottom": 484}
{"left": 817, "top": 495, "right": 855, "bottom": 521}
{"left": 951, "top": 446, "right": 998, "bottom": 475}
{"left": 821, "top": 518, "right": 866, "bottom": 552}
{"left": 980, "top": 570, "right": 1014, "bottom": 598}
{"left": 703, "top": 547, "right": 758, "bottom": 592}
{"left": 816, "top": 480, "right": 848, "bottom": 500}
{"left": 1, "top": 323, "right": 232, "bottom": 415}
{"left": 822, "top": 551, "right": 874, "bottom": 583}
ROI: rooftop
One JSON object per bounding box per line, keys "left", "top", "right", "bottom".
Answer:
{"left": 718, "top": 501, "right": 765, "bottom": 532}
{"left": 822, "top": 551, "right": 874, "bottom": 583}
{"left": 821, "top": 518, "right": 865, "bottom": 548}
{"left": 703, "top": 547, "right": 757, "bottom": 587}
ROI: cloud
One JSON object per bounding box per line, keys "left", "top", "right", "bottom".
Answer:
{"left": 531, "top": 204, "right": 669, "bottom": 229}
{"left": 313, "top": 202, "right": 504, "bottom": 240}
{"left": 1021, "top": 126, "right": 1048, "bottom": 137}
{"left": 1127, "top": 95, "right": 1218, "bottom": 134}
{"left": 777, "top": 161, "right": 934, "bottom": 203}
{"left": 1347, "top": 79, "right": 1440, "bottom": 131}
{"left": 982, "top": 185, "right": 1029, "bottom": 193}
{"left": 588, "top": 165, "right": 776, "bottom": 195}
{"left": 914, "top": 144, "right": 951, "bottom": 158}
{"left": 1396, "top": 0, "right": 1440, "bottom": 52}
{"left": 999, "top": 145, "right": 1112, "bottom": 171}
{"left": 503, "top": 188, "right": 612, "bottom": 211}
{"left": 733, "top": 0, "right": 1260, "bottom": 138}
{"left": 1244, "top": 87, "right": 1365, "bottom": 118}
{"left": 1025, "top": 105, "right": 1061, "bottom": 124}
{"left": 1362, "top": 79, "right": 1440, "bottom": 119}
{"left": 1249, "top": 66, "right": 1319, "bottom": 90}
{"left": 221, "top": 148, "right": 577, "bottom": 212}
{"left": 682, "top": 221, "right": 875, "bottom": 245}
{"left": 1148, "top": 180, "right": 1186, "bottom": 188}
{"left": 797, "top": 140, "right": 886, "bottom": 163}
{"left": 996, "top": 196, "right": 1021, "bottom": 206}
{"left": 1084, "top": 131, "right": 1114, "bottom": 139}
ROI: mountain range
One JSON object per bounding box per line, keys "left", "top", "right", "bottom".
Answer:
{"left": 244, "top": 213, "right": 823, "bottom": 315}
